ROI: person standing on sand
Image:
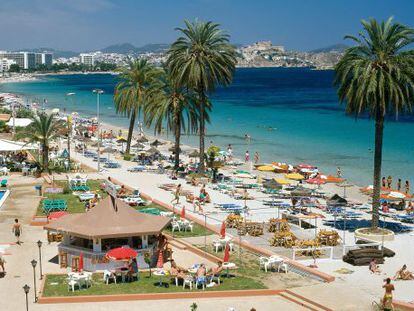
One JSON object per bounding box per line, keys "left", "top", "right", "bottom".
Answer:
{"left": 382, "top": 278, "right": 395, "bottom": 311}
{"left": 382, "top": 177, "right": 386, "bottom": 188}
{"left": 245, "top": 151, "right": 250, "bottom": 163}
{"left": 171, "top": 184, "right": 181, "bottom": 205}
{"left": 254, "top": 152, "right": 259, "bottom": 164}
{"left": 397, "top": 179, "right": 402, "bottom": 192}
{"left": 0, "top": 253, "right": 5, "bottom": 274}
{"left": 405, "top": 180, "right": 410, "bottom": 194}
{"left": 387, "top": 176, "right": 393, "bottom": 189}
{"left": 12, "top": 219, "right": 21, "bottom": 245}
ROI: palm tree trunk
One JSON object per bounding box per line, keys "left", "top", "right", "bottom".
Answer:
{"left": 174, "top": 113, "right": 181, "bottom": 169}
{"left": 198, "top": 91, "right": 206, "bottom": 173}
{"left": 126, "top": 110, "right": 136, "bottom": 155}
{"left": 43, "top": 144, "right": 49, "bottom": 173}
{"left": 371, "top": 109, "right": 384, "bottom": 230}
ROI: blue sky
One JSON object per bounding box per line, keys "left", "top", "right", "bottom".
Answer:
{"left": 1, "top": 0, "right": 414, "bottom": 51}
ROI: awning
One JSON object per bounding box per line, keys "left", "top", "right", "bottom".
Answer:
{"left": 0, "top": 139, "right": 38, "bottom": 152}
{"left": 6, "top": 118, "right": 33, "bottom": 127}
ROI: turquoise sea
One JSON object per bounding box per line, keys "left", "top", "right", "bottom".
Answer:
{"left": 1, "top": 68, "right": 414, "bottom": 186}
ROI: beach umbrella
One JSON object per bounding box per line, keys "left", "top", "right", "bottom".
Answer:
{"left": 285, "top": 173, "right": 305, "bottom": 180}
{"left": 169, "top": 146, "right": 182, "bottom": 153}
{"left": 79, "top": 252, "right": 84, "bottom": 272}
{"left": 223, "top": 243, "right": 230, "bottom": 263}
{"left": 274, "top": 178, "right": 291, "bottom": 185}
{"left": 306, "top": 178, "right": 326, "bottom": 185}
{"left": 150, "top": 139, "right": 163, "bottom": 147}
{"left": 48, "top": 211, "right": 68, "bottom": 221}
{"left": 387, "top": 191, "right": 407, "bottom": 199}
{"left": 106, "top": 246, "right": 137, "bottom": 261}
{"left": 257, "top": 165, "right": 275, "bottom": 172}
{"left": 136, "top": 136, "right": 149, "bottom": 143}
{"left": 188, "top": 150, "right": 200, "bottom": 158}
{"left": 263, "top": 179, "right": 282, "bottom": 189}
{"left": 336, "top": 181, "right": 353, "bottom": 198}
{"left": 146, "top": 147, "right": 160, "bottom": 155}
{"left": 132, "top": 142, "right": 145, "bottom": 149}
{"left": 220, "top": 221, "right": 226, "bottom": 238}
{"left": 180, "top": 206, "right": 186, "bottom": 219}
{"left": 116, "top": 137, "right": 127, "bottom": 144}
{"left": 156, "top": 250, "right": 164, "bottom": 269}
{"left": 297, "top": 163, "right": 315, "bottom": 169}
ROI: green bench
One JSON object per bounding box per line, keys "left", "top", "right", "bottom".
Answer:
{"left": 42, "top": 199, "right": 68, "bottom": 214}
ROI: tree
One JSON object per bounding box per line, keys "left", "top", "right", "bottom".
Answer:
{"left": 114, "top": 59, "right": 161, "bottom": 154}
{"left": 334, "top": 17, "right": 414, "bottom": 229}
{"left": 167, "top": 20, "right": 237, "bottom": 172}
{"left": 144, "top": 68, "right": 199, "bottom": 168}
{"left": 17, "top": 112, "right": 62, "bottom": 173}
{"left": 8, "top": 64, "right": 20, "bottom": 72}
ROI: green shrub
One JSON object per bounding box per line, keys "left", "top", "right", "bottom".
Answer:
{"left": 123, "top": 154, "right": 132, "bottom": 161}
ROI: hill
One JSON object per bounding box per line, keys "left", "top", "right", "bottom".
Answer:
{"left": 101, "top": 43, "right": 170, "bottom": 54}
{"left": 309, "top": 44, "right": 348, "bottom": 54}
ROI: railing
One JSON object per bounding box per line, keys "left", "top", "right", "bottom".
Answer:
{"left": 58, "top": 244, "right": 156, "bottom": 271}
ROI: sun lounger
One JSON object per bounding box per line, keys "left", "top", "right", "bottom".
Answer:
{"left": 42, "top": 199, "right": 67, "bottom": 214}
{"left": 70, "top": 185, "right": 90, "bottom": 191}
{"left": 0, "top": 179, "right": 7, "bottom": 187}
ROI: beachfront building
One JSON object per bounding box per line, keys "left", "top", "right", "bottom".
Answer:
{"left": 44, "top": 196, "right": 171, "bottom": 271}
{"left": 0, "top": 58, "right": 16, "bottom": 72}
{"left": 0, "top": 51, "right": 52, "bottom": 70}
{"left": 80, "top": 53, "right": 95, "bottom": 67}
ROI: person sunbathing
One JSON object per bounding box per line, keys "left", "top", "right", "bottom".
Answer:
{"left": 369, "top": 259, "right": 381, "bottom": 274}
{"left": 170, "top": 260, "right": 186, "bottom": 279}
{"left": 196, "top": 263, "right": 207, "bottom": 285}
{"left": 393, "top": 264, "right": 414, "bottom": 280}
{"left": 117, "top": 185, "right": 127, "bottom": 197}
{"left": 208, "top": 261, "right": 223, "bottom": 283}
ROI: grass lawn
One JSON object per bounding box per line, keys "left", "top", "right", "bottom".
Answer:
{"left": 36, "top": 180, "right": 106, "bottom": 215}
{"left": 196, "top": 244, "right": 271, "bottom": 281}
{"left": 42, "top": 271, "right": 266, "bottom": 297}
{"left": 135, "top": 204, "right": 214, "bottom": 238}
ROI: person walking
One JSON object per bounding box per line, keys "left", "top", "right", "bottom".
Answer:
{"left": 12, "top": 219, "right": 21, "bottom": 245}
{"left": 405, "top": 180, "right": 410, "bottom": 194}
{"left": 254, "top": 152, "right": 259, "bottom": 164}
{"left": 382, "top": 278, "right": 395, "bottom": 311}
{"left": 337, "top": 166, "right": 342, "bottom": 178}
{"left": 245, "top": 151, "right": 250, "bottom": 163}
{"left": 397, "top": 179, "right": 402, "bottom": 192}
{"left": 387, "top": 176, "right": 393, "bottom": 189}
{"left": 171, "top": 184, "right": 181, "bottom": 206}
{"left": 0, "top": 253, "right": 5, "bottom": 275}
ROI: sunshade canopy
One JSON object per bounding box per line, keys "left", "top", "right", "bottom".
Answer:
{"left": 44, "top": 196, "right": 171, "bottom": 239}
{"left": 285, "top": 173, "right": 305, "bottom": 180}
{"left": 0, "top": 139, "right": 37, "bottom": 152}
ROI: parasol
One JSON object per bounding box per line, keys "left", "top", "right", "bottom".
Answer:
{"left": 106, "top": 246, "right": 137, "bottom": 261}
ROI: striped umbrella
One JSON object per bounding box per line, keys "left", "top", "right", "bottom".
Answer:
{"left": 223, "top": 243, "right": 230, "bottom": 263}
{"left": 156, "top": 250, "right": 164, "bottom": 269}
{"left": 79, "top": 252, "right": 84, "bottom": 272}
{"left": 220, "top": 221, "right": 226, "bottom": 238}
{"left": 180, "top": 207, "right": 186, "bottom": 219}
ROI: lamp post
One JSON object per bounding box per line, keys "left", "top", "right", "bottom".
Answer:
{"left": 23, "top": 284, "right": 30, "bottom": 311}
{"left": 92, "top": 89, "right": 104, "bottom": 172}
{"left": 37, "top": 240, "right": 43, "bottom": 280}
{"left": 30, "top": 260, "right": 37, "bottom": 302}
{"left": 65, "top": 93, "right": 76, "bottom": 171}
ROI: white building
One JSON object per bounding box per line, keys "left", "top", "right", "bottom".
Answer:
{"left": 80, "top": 53, "right": 95, "bottom": 66}
{"left": 0, "top": 58, "right": 16, "bottom": 72}
{"left": 0, "top": 51, "right": 52, "bottom": 69}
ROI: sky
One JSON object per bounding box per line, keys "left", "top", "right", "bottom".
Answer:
{"left": 1, "top": 0, "right": 414, "bottom": 52}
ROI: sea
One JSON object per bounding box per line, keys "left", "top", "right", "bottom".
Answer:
{"left": 1, "top": 67, "right": 414, "bottom": 187}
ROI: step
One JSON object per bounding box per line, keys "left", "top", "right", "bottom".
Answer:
{"left": 279, "top": 290, "right": 332, "bottom": 311}
{"left": 168, "top": 239, "right": 188, "bottom": 250}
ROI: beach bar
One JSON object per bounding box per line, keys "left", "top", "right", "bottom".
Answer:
{"left": 44, "top": 196, "right": 171, "bottom": 271}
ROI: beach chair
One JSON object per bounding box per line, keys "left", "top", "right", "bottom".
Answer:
{"left": 0, "top": 179, "right": 7, "bottom": 187}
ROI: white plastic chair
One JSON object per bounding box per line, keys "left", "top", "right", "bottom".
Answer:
{"left": 171, "top": 221, "right": 181, "bottom": 232}
{"left": 213, "top": 241, "right": 223, "bottom": 253}
{"left": 103, "top": 270, "right": 116, "bottom": 284}
{"left": 259, "top": 256, "right": 272, "bottom": 272}
{"left": 183, "top": 277, "right": 193, "bottom": 290}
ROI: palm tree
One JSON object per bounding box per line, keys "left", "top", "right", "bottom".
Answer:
{"left": 167, "top": 20, "right": 237, "bottom": 172}
{"left": 114, "top": 59, "right": 161, "bottom": 154}
{"left": 17, "top": 112, "right": 62, "bottom": 172}
{"left": 335, "top": 17, "right": 414, "bottom": 229}
{"left": 144, "top": 69, "right": 200, "bottom": 168}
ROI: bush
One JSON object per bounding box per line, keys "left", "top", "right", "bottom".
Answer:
{"left": 123, "top": 154, "right": 132, "bottom": 161}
